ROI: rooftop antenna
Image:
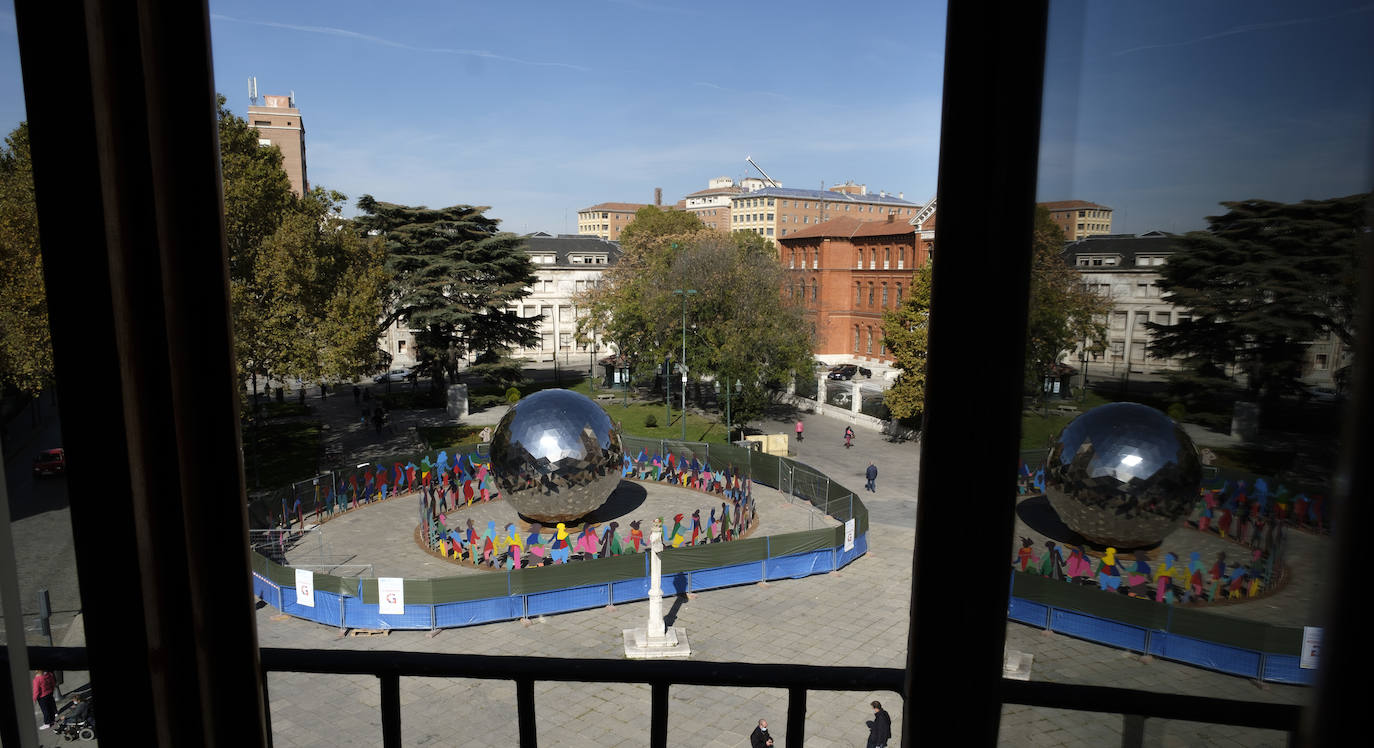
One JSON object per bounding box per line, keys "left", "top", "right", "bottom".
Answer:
{"left": 289, "top": 90, "right": 296, "bottom": 107}
{"left": 744, "top": 156, "right": 779, "bottom": 188}
{"left": 248, "top": 76, "right": 258, "bottom": 105}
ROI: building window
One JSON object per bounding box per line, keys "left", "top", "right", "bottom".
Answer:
{"left": 882, "top": 284, "right": 888, "bottom": 307}
{"left": 397, "top": 341, "right": 406, "bottom": 353}
{"left": 767, "top": 213, "right": 774, "bottom": 221}
{"left": 257, "top": 138, "right": 271, "bottom": 147}
{"left": 789, "top": 251, "right": 795, "bottom": 269}
{"left": 899, "top": 248, "right": 905, "bottom": 269}
{"left": 884, "top": 248, "right": 890, "bottom": 269}
{"left": 856, "top": 250, "right": 863, "bottom": 269}
{"left": 1316, "top": 353, "right": 1329, "bottom": 369}
{"left": 854, "top": 327, "right": 860, "bottom": 352}
{"left": 868, "top": 283, "right": 874, "bottom": 305}
{"left": 855, "top": 282, "right": 861, "bottom": 305}
{"left": 869, "top": 250, "right": 876, "bottom": 269}
{"left": 866, "top": 328, "right": 873, "bottom": 353}
{"left": 767, "top": 228, "right": 774, "bottom": 236}
{"left": 896, "top": 284, "right": 903, "bottom": 303}
{"left": 810, "top": 279, "right": 818, "bottom": 301}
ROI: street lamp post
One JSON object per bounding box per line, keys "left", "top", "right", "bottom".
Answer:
{"left": 674, "top": 288, "right": 697, "bottom": 441}
{"left": 714, "top": 378, "right": 743, "bottom": 441}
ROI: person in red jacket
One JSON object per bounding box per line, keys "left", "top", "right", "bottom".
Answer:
{"left": 32, "top": 669, "right": 57, "bottom": 729}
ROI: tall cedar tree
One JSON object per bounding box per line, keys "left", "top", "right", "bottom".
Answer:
{"left": 580, "top": 207, "right": 812, "bottom": 428}
{"left": 880, "top": 261, "right": 933, "bottom": 419}
{"left": 356, "top": 196, "right": 539, "bottom": 385}
{"left": 0, "top": 123, "right": 51, "bottom": 396}
{"left": 1027, "top": 206, "right": 1111, "bottom": 395}
{"left": 1147, "top": 194, "right": 1369, "bottom": 400}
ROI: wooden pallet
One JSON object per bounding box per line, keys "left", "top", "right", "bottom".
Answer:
{"left": 347, "top": 628, "right": 389, "bottom": 637}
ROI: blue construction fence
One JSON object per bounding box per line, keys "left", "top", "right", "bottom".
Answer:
{"left": 252, "top": 529, "right": 868, "bottom": 631}
{"left": 1008, "top": 570, "right": 1313, "bottom": 685}
{"left": 252, "top": 439, "right": 870, "bottom": 630}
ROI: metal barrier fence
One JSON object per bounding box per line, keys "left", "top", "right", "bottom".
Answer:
{"left": 251, "top": 439, "right": 870, "bottom": 631}
{"left": 1008, "top": 570, "right": 1313, "bottom": 685}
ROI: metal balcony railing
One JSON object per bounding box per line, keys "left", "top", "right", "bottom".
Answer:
{"left": 14, "top": 646, "right": 1299, "bottom": 748}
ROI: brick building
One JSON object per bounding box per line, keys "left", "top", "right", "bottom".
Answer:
{"left": 731, "top": 184, "right": 921, "bottom": 244}
{"left": 247, "top": 94, "right": 308, "bottom": 196}
{"left": 577, "top": 202, "right": 653, "bottom": 240}
{"left": 681, "top": 177, "right": 764, "bottom": 231}
{"left": 779, "top": 213, "right": 931, "bottom": 363}
{"left": 1041, "top": 199, "right": 1113, "bottom": 241}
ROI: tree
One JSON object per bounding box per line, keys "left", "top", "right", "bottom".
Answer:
{"left": 1148, "top": 194, "right": 1368, "bottom": 401}
{"left": 880, "top": 261, "right": 933, "bottom": 419}
{"left": 219, "top": 97, "right": 297, "bottom": 393}
{"left": 1026, "top": 206, "right": 1111, "bottom": 395}
{"left": 581, "top": 207, "right": 812, "bottom": 429}
{"left": 355, "top": 196, "right": 540, "bottom": 386}
{"left": 0, "top": 123, "right": 52, "bottom": 396}
{"left": 252, "top": 189, "right": 389, "bottom": 385}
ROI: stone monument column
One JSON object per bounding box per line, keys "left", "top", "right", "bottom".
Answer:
{"left": 624, "top": 517, "right": 691, "bottom": 658}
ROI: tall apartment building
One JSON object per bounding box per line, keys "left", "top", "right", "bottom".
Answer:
{"left": 1041, "top": 199, "right": 1113, "bottom": 241}
{"left": 779, "top": 214, "right": 930, "bottom": 364}
{"left": 731, "top": 184, "right": 921, "bottom": 243}
{"left": 577, "top": 202, "right": 653, "bottom": 240}
{"left": 246, "top": 94, "right": 307, "bottom": 196}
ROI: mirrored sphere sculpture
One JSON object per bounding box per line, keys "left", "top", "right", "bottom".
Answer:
{"left": 489, "top": 389, "right": 624, "bottom": 524}
{"left": 1044, "top": 402, "right": 1201, "bottom": 548}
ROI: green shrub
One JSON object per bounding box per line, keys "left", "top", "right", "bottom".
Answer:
{"left": 1167, "top": 402, "right": 1187, "bottom": 422}
{"left": 505, "top": 386, "right": 521, "bottom": 404}
{"left": 644, "top": 413, "right": 658, "bottom": 428}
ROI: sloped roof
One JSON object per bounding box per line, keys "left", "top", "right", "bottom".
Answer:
{"left": 579, "top": 202, "right": 654, "bottom": 213}
{"left": 1039, "top": 200, "right": 1113, "bottom": 212}
{"left": 731, "top": 186, "right": 918, "bottom": 206}
{"left": 778, "top": 216, "right": 917, "bottom": 242}
{"left": 523, "top": 235, "right": 623, "bottom": 266}
{"left": 1061, "top": 232, "right": 1180, "bottom": 266}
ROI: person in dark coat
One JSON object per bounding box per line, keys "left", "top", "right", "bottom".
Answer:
{"left": 867, "top": 700, "right": 892, "bottom": 747}
{"left": 750, "top": 718, "right": 774, "bottom": 747}
{"left": 865, "top": 462, "right": 878, "bottom": 492}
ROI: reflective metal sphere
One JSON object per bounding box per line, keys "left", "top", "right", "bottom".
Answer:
{"left": 1044, "top": 402, "right": 1201, "bottom": 548}
{"left": 488, "top": 389, "right": 624, "bottom": 524}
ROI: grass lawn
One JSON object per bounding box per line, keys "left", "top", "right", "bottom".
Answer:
{"left": 243, "top": 419, "right": 321, "bottom": 487}
{"left": 1019, "top": 391, "right": 1112, "bottom": 449}
{"left": 418, "top": 424, "right": 485, "bottom": 450}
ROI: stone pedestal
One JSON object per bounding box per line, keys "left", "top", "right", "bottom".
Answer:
{"left": 446, "top": 384, "right": 468, "bottom": 419}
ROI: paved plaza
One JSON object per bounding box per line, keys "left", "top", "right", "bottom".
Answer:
{"left": 5, "top": 378, "right": 1322, "bottom": 746}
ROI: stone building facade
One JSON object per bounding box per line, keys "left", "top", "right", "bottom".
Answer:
{"left": 577, "top": 202, "right": 653, "bottom": 240}
{"left": 1041, "top": 200, "right": 1113, "bottom": 242}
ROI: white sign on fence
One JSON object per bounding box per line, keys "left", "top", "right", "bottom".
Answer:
{"left": 378, "top": 577, "right": 405, "bottom": 615}
{"left": 844, "top": 519, "right": 855, "bottom": 552}
{"left": 1300, "top": 626, "right": 1322, "bottom": 670}
{"left": 295, "top": 568, "right": 315, "bottom": 608}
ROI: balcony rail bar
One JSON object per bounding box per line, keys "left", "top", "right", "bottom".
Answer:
{"left": 7, "top": 646, "right": 1298, "bottom": 748}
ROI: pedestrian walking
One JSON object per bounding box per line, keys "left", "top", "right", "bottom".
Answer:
{"left": 866, "top": 700, "right": 891, "bottom": 748}
{"left": 844, "top": 425, "right": 855, "bottom": 448}
{"left": 795, "top": 419, "right": 804, "bottom": 442}
{"left": 750, "top": 718, "right": 774, "bottom": 748}
{"left": 33, "top": 669, "right": 57, "bottom": 729}
{"left": 865, "top": 462, "right": 878, "bottom": 492}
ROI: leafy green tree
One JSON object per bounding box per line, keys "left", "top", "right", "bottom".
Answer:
{"left": 0, "top": 123, "right": 52, "bottom": 396}
{"left": 219, "top": 97, "right": 297, "bottom": 393}
{"left": 355, "top": 196, "right": 539, "bottom": 385}
{"left": 1148, "top": 194, "right": 1368, "bottom": 401}
{"left": 1026, "top": 206, "right": 1111, "bottom": 395}
{"left": 582, "top": 208, "right": 811, "bottom": 429}
{"left": 880, "top": 261, "right": 933, "bottom": 419}
{"left": 252, "top": 189, "right": 389, "bottom": 384}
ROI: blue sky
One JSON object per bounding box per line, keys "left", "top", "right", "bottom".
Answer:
{"left": 0, "top": 1, "right": 1370, "bottom": 235}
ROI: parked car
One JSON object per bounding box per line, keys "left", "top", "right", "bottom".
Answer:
{"left": 373, "top": 368, "right": 412, "bottom": 383}
{"left": 828, "top": 364, "right": 858, "bottom": 380}
{"left": 33, "top": 448, "right": 66, "bottom": 477}
{"left": 857, "top": 366, "right": 873, "bottom": 378}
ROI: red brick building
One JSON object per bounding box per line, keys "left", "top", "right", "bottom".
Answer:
{"left": 779, "top": 213, "right": 933, "bottom": 363}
